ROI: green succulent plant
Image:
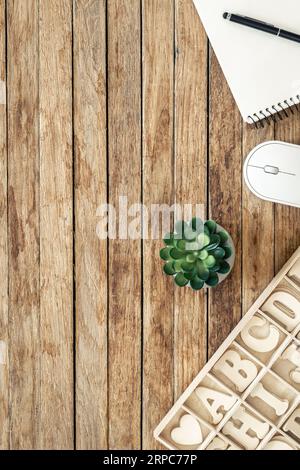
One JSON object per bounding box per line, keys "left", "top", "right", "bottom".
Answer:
{"left": 160, "top": 218, "right": 234, "bottom": 291}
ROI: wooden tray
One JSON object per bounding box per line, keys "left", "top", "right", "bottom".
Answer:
{"left": 154, "top": 248, "right": 300, "bottom": 451}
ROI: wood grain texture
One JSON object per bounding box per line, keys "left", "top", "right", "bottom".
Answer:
{"left": 275, "top": 115, "right": 300, "bottom": 272}
{"left": 107, "top": 0, "right": 141, "bottom": 450}
{"left": 242, "top": 124, "right": 275, "bottom": 312}
{"left": 208, "top": 51, "right": 242, "bottom": 357}
{"left": 173, "top": 0, "right": 207, "bottom": 398}
{"left": 1, "top": 0, "right": 299, "bottom": 450}
{"left": 0, "top": 0, "right": 8, "bottom": 450}
{"left": 73, "top": 0, "right": 107, "bottom": 450}
{"left": 142, "top": 0, "right": 174, "bottom": 450}
{"left": 39, "top": 0, "right": 73, "bottom": 449}
{"left": 7, "top": 0, "right": 40, "bottom": 450}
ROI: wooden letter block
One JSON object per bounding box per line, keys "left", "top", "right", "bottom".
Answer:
{"left": 206, "top": 436, "right": 240, "bottom": 450}
{"left": 171, "top": 414, "right": 203, "bottom": 447}
{"left": 291, "top": 369, "right": 300, "bottom": 385}
{"left": 262, "top": 291, "right": 300, "bottom": 332}
{"left": 283, "top": 408, "right": 300, "bottom": 442}
{"left": 195, "top": 386, "right": 236, "bottom": 424}
{"left": 214, "top": 350, "right": 258, "bottom": 393}
{"left": 250, "top": 383, "right": 289, "bottom": 417}
{"left": 288, "top": 258, "right": 300, "bottom": 286}
{"left": 206, "top": 436, "right": 227, "bottom": 450}
{"left": 223, "top": 406, "right": 270, "bottom": 450}
{"left": 282, "top": 344, "right": 300, "bottom": 384}
{"left": 241, "top": 316, "right": 280, "bottom": 353}
{"left": 264, "top": 439, "right": 295, "bottom": 450}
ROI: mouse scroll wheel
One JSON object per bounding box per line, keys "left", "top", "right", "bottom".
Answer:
{"left": 264, "top": 165, "right": 279, "bottom": 175}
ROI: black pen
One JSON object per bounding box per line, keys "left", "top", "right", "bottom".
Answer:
{"left": 223, "top": 12, "right": 300, "bottom": 44}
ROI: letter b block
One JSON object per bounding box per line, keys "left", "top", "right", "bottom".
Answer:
{"left": 214, "top": 349, "right": 258, "bottom": 393}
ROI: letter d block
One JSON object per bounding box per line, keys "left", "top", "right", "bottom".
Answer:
{"left": 262, "top": 291, "right": 300, "bottom": 332}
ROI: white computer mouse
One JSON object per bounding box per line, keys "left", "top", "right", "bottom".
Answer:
{"left": 244, "top": 141, "right": 300, "bottom": 208}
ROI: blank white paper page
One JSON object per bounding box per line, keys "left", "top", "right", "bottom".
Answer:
{"left": 193, "top": 0, "right": 300, "bottom": 122}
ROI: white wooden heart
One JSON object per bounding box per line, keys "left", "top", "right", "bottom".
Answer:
{"left": 171, "top": 414, "right": 203, "bottom": 446}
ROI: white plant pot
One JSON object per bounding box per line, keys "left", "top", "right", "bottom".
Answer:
{"left": 213, "top": 223, "right": 235, "bottom": 287}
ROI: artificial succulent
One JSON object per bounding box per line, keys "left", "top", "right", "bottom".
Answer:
{"left": 160, "top": 218, "right": 233, "bottom": 291}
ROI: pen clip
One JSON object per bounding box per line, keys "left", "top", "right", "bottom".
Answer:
{"left": 243, "top": 16, "right": 275, "bottom": 28}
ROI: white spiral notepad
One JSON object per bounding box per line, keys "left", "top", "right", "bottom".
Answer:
{"left": 193, "top": 0, "right": 300, "bottom": 125}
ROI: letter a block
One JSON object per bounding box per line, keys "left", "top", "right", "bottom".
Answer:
{"left": 195, "top": 387, "right": 236, "bottom": 424}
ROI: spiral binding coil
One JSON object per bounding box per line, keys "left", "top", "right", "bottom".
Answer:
{"left": 247, "top": 95, "right": 300, "bottom": 128}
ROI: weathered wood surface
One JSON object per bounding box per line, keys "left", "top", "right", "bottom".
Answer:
{"left": 0, "top": 0, "right": 298, "bottom": 449}
{"left": 7, "top": 0, "right": 40, "bottom": 449}
{"left": 74, "top": 0, "right": 108, "bottom": 450}
{"left": 0, "top": 0, "right": 8, "bottom": 451}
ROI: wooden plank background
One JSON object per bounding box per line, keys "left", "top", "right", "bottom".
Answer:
{"left": 0, "top": 0, "right": 299, "bottom": 450}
